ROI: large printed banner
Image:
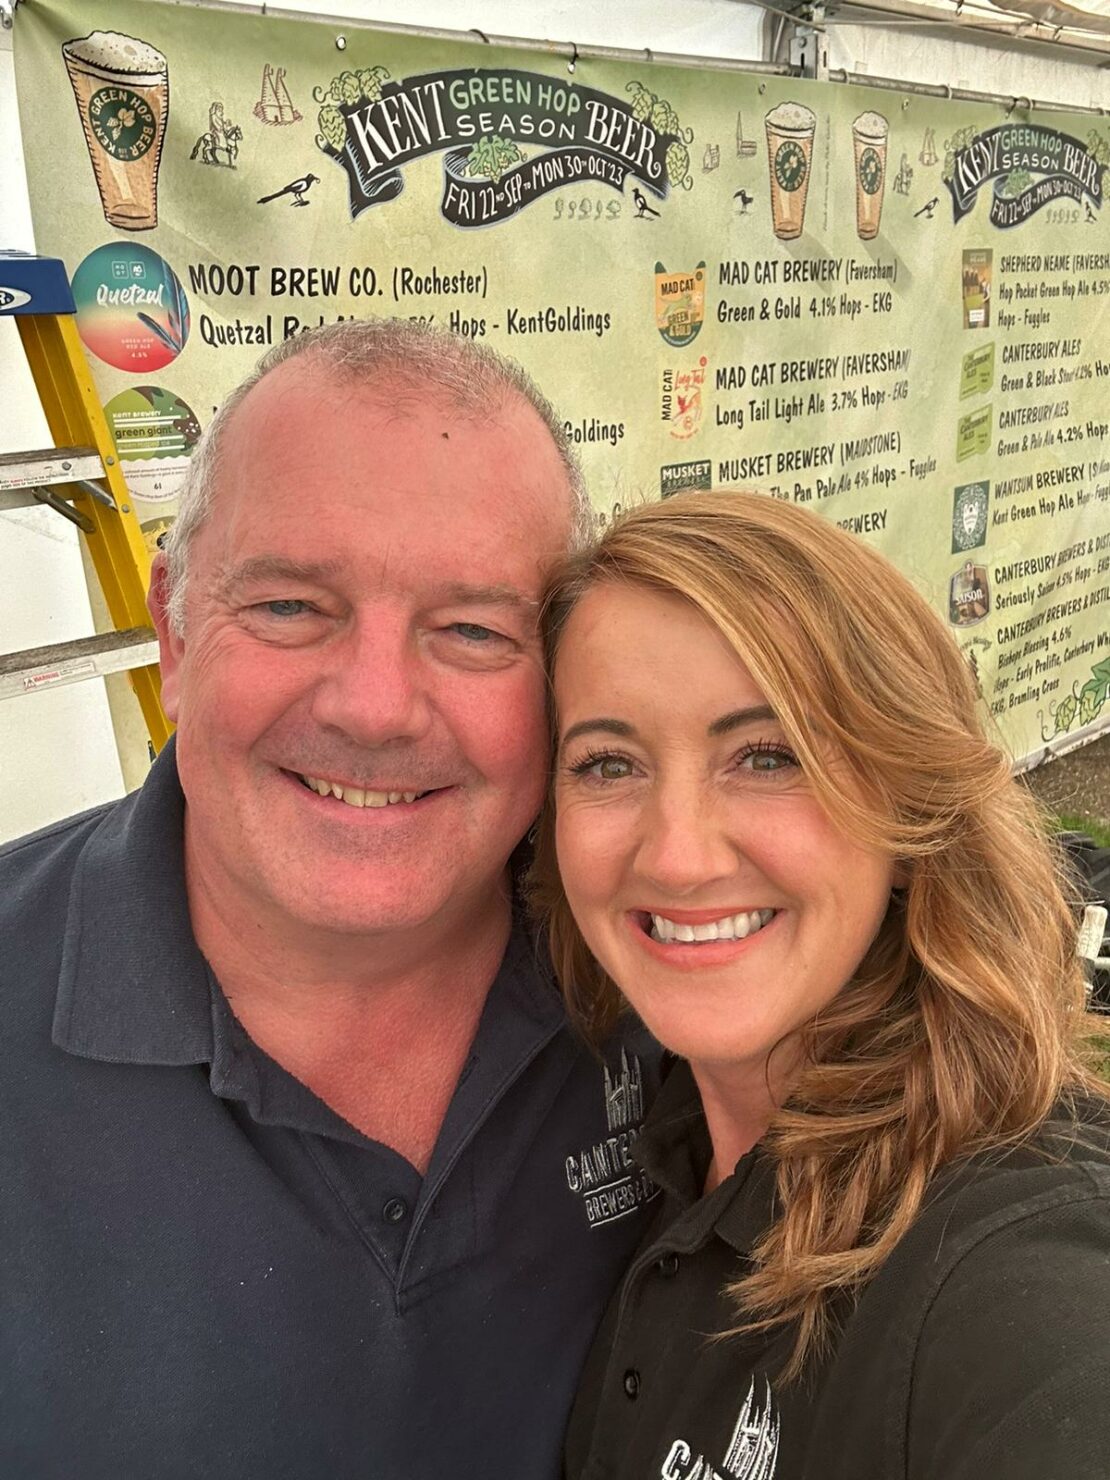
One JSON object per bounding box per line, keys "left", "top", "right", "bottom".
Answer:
{"left": 13, "top": 0, "right": 1110, "bottom": 767}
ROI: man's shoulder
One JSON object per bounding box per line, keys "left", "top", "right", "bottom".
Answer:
{"left": 0, "top": 799, "right": 120, "bottom": 925}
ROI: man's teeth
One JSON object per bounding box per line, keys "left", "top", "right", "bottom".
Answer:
{"left": 649, "top": 909, "right": 776, "bottom": 944}
{"left": 301, "top": 776, "right": 419, "bottom": 808}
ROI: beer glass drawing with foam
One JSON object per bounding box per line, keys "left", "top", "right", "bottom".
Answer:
{"left": 765, "top": 102, "right": 816, "bottom": 241}
{"left": 852, "top": 112, "right": 889, "bottom": 240}
{"left": 64, "top": 30, "right": 169, "bottom": 231}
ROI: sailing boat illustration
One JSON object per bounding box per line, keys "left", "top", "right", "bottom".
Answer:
{"left": 254, "top": 64, "right": 302, "bottom": 126}
{"left": 919, "top": 127, "right": 938, "bottom": 166}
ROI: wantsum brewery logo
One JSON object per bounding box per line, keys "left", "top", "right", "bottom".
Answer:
{"left": 313, "top": 66, "right": 693, "bottom": 226}
{"left": 944, "top": 122, "right": 1106, "bottom": 228}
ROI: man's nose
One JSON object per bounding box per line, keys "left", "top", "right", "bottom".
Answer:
{"left": 309, "top": 613, "right": 433, "bottom": 746}
{"left": 633, "top": 784, "right": 738, "bottom": 899}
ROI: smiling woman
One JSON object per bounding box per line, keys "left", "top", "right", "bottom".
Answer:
{"left": 530, "top": 490, "right": 1110, "bottom": 1480}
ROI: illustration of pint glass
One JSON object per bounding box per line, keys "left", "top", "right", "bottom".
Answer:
{"left": 63, "top": 31, "right": 169, "bottom": 231}
{"left": 765, "top": 102, "right": 816, "bottom": 241}
{"left": 852, "top": 111, "right": 889, "bottom": 240}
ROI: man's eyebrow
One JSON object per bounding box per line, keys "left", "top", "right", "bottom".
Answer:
{"left": 432, "top": 583, "right": 539, "bottom": 610}
{"left": 217, "top": 556, "right": 343, "bottom": 592}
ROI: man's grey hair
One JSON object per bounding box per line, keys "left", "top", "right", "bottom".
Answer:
{"left": 161, "top": 318, "right": 593, "bottom": 633}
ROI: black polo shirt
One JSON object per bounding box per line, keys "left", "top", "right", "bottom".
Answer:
{"left": 567, "top": 1060, "right": 1110, "bottom": 1480}
{"left": 0, "top": 741, "right": 662, "bottom": 1479}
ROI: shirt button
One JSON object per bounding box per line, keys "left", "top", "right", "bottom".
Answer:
{"left": 623, "top": 1369, "right": 641, "bottom": 1400}
{"left": 382, "top": 1197, "right": 408, "bottom": 1224}
{"left": 657, "top": 1253, "right": 680, "bottom": 1277}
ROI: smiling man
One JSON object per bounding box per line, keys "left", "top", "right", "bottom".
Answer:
{"left": 0, "top": 322, "right": 661, "bottom": 1478}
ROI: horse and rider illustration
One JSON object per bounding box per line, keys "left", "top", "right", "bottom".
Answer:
{"left": 190, "top": 101, "right": 243, "bottom": 168}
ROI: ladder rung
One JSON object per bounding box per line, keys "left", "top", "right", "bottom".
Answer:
{"left": 0, "top": 628, "right": 160, "bottom": 699}
{"left": 0, "top": 446, "right": 104, "bottom": 494}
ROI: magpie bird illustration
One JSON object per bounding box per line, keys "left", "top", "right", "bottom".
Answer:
{"left": 733, "top": 188, "right": 754, "bottom": 214}
{"left": 1087, "top": 202, "right": 1098, "bottom": 224}
{"left": 257, "top": 173, "right": 319, "bottom": 207}
{"left": 914, "top": 196, "right": 939, "bottom": 219}
{"left": 632, "top": 188, "right": 660, "bottom": 219}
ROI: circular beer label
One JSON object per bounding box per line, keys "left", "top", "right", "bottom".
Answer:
{"left": 859, "top": 146, "right": 883, "bottom": 196}
{"left": 774, "top": 140, "right": 807, "bottom": 193}
{"left": 88, "top": 86, "right": 157, "bottom": 161}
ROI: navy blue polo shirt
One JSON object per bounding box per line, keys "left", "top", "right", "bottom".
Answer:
{"left": 0, "top": 742, "right": 662, "bottom": 1478}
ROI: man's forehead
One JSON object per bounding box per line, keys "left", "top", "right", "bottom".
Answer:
{"left": 217, "top": 365, "right": 565, "bottom": 504}
{"left": 229, "top": 357, "right": 532, "bottom": 440}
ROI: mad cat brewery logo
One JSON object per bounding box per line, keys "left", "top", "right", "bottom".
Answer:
{"left": 661, "top": 357, "right": 709, "bottom": 440}
{"left": 944, "top": 123, "right": 1105, "bottom": 228}
{"left": 655, "top": 261, "right": 706, "bottom": 347}
{"left": 313, "top": 66, "right": 693, "bottom": 227}
{"left": 564, "top": 1050, "right": 658, "bottom": 1229}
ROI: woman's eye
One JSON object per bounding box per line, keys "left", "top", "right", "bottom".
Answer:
{"left": 569, "top": 752, "right": 635, "bottom": 781}
{"left": 737, "top": 743, "right": 798, "bottom": 774}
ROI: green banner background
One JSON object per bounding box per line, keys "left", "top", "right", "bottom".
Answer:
{"left": 14, "top": 0, "right": 1110, "bottom": 766}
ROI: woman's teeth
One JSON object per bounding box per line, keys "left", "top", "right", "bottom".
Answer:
{"left": 301, "top": 775, "right": 420, "bottom": 808}
{"left": 649, "top": 909, "right": 776, "bottom": 944}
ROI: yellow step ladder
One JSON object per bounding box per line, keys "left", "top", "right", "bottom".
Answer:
{"left": 0, "top": 250, "right": 171, "bottom": 752}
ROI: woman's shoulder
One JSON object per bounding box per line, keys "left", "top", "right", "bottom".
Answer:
{"left": 809, "top": 1094, "right": 1110, "bottom": 1479}
{"left": 870, "top": 1091, "right": 1110, "bottom": 1327}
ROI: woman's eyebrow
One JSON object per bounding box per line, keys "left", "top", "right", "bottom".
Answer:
{"left": 560, "top": 707, "right": 779, "bottom": 750}
{"left": 708, "top": 705, "right": 778, "bottom": 736}
{"left": 559, "top": 718, "right": 636, "bottom": 750}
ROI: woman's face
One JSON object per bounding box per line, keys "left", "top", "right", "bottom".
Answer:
{"left": 553, "top": 582, "right": 896, "bottom": 1081}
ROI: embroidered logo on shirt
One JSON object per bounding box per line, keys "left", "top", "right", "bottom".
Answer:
{"left": 564, "top": 1049, "right": 659, "bottom": 1229}
{"left": 660, "top": 1377, "right": 780, "bottom": 1480}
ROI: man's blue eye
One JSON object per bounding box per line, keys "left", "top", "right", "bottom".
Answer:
{"left": 265, "top": 600, "right": 308, "bottom": 617}
{"left": 452, "top": 622, "right": 496, "bottom": 642}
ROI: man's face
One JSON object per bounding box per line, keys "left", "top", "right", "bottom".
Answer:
{"left": 153, "top": 361, "right": 574, "bottom": 940}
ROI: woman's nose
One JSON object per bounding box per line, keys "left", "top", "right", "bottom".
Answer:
{"left": 633, "top": 786, "right": 739, "bottom": 899}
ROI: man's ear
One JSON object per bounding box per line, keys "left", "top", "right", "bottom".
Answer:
{"left": 147, "top": 553, "right": 182, "bottom": 723}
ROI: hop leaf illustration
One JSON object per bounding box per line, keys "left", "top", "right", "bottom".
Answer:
{"left": 1054, "top": 694, "right": 1078, "bottom": 734}
{"left": 357, "top": 65, "right": 390, "bottom": 103}
{"left": 650, "top": 100, "right": 680, "bottom": 137}
{"left": 317, "top": 104, "right": 346, "bottom": 152}
{"left": 665, "top": 140, "right": 691, "bottom": 190}
{"left": 465, "top": 134, "right": 523, "bottom": 183}
{"left": 626, "top": 81, "right": 656, "bottom": 123}
{"left": 1087, "top": 129, "right": 1110, "bottom": 167}
{"left": 1000, "top": 167, "right": 1034, "bottom": 199}
{"left": 1078, "top": 682, "right": 1104, "bottom": 728}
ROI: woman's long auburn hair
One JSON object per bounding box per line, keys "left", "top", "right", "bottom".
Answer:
{"left": 529, "top": 489, "right": 1105, "bottom": 1379}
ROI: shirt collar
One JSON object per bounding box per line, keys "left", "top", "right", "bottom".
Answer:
{"left": 634, "top": 1056, "right": 776, "bottom": 1256}
{"left": 52, "top": 736, "right": 215, "bottom": 1066}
